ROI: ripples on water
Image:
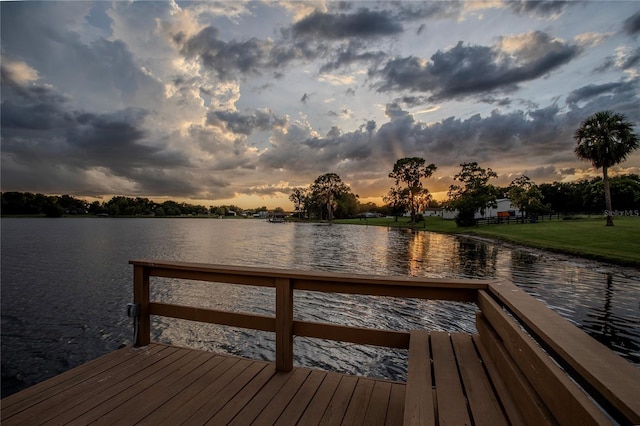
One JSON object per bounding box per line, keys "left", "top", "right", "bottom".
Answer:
{"left": 1, "top": 218, "right": 638, "bottom": 397}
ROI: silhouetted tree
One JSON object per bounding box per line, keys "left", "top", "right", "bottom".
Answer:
{"left": 447, "top": 162, "right": 499, "bottom": 227}
{"left": 574, "top": 111, "right": 639, "bottom": 225}
{"left": 388, "top": 157, "right": 437, "bottom": 223}
{"left": 310, "top": 173, "right": 350, "bottom": 221}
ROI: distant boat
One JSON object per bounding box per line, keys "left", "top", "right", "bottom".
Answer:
{"left": 267, "top": 213, "right": 286, "bottom": 223}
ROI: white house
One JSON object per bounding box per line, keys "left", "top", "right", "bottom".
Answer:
{"left": 441, "top": 198, "right": 520, "bottom": 220}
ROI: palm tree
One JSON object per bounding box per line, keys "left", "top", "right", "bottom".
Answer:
{"left": 574, "top": 111, "right": 639, "bottom": 226}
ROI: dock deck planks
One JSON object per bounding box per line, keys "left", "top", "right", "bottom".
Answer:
{"left": 1, "top": 334, "right": 511, "bottom": 425}
{"left": 2, "top": 343, "right": 408, "bottom": 425}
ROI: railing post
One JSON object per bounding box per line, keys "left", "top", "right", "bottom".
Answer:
{"left": 275, "top": 278, "right": 293, "bottom": 371}
{"left": 133, "top": 264, "right": 150, "bottom": 346}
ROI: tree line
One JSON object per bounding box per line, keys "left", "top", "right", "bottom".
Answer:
{"left": 0, "top": 192, "right": 278, "bottom": 218}
{"left": 291, "top": 165, "right": 639, "bottom": 225}
{"left": 3, "top": 173, "right": 638, "bottom": 221}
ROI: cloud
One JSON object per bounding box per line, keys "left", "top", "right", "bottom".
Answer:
{"left": 372, "top": 31, "right": 581, "bottom": 100}
{"left": 206, "top": 108, "right": 287, "bottom": 135}
{"left": 0, "top": 60, "right": 40, "bottom": 85}
{"left": 291, "top": 8, "right": 403, "bottom": 40}
{"left": 623, "top": 11, "right": 640, "bottom": 37}
{"left": 1, "top": 65, "right": 192, "bottom": 196}
{"left": 179, "top": 26, "right": 274, "bottom": 81}
{"left": 574, "top": 32, "right": 612, "bottom": 48}
{"left": 393, "top": 2, "right": 462, "bottom": 22}
{"left": 318, "top": 40, "right": 387, "bottom": 73}
{"left": 566, "top": 80, "right": 638, "bottom": 106}
{"left": 505, "top": 1, "right": 571, "bottom": 19}
{"left": 1, "top": 63, "right": 71, "bottom": 130}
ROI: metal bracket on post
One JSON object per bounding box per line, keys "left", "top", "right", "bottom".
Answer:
{"left": 127, "top": 303, "right": 141, "bottom": 345}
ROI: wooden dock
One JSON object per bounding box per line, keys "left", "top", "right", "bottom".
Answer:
{"left": 0, "top": 343, "right": 404, "bottom": 425}
{"left": 2, "top": 260, "right": 640, "bottom": 425}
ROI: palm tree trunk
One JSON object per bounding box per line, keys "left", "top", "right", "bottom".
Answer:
{"left": 603, "top": 166, "right": 614, "bottom": 226}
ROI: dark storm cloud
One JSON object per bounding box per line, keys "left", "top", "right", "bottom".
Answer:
{"left": 1, "top": 72, "right": 189, "bottom": 194}
{"left": 397, "top": 95, "right": 430, "bottom": 108}
{"left": 292, "top": 8, "right": 402, "bottom": 40}
{"left": 477, "top": 96, "right": 513, "bottom": 107}
{"left": 65, "top": 109, "right": 159, "bottom": 171}
{"left": 365, "top": 120, "right": 376, "bottom": 133}
{"left": 123, "top": 168, "right": 211, "bottom": 198}
{"left": 1, "top": 64, "right": 67, "bottom": 106}
{"left": 259, "top": 120, "right": 374, "bottom": 175}
{"left": 371, "top": 104, "right": 577, "bottom": 168}
{"left": 623, "top": 11, "right": 640, "bottom": 36}
{"left": 179, "top": 27, "right": 272, "bottom": 81}
{"left": 206, "top": 109, "right": 286, "bottom": 135}
{"left": 372, "top": 32, "right": 581, "bottom": 100}
{"left": 506, "top": 1, "right": 571, "bottom": 18}
{"left": 564, "top": 78, "right": 640, "bottom": 123}
{"left": 305, "top": 127, "right": 372, "bottom": 161}
{"left": 392, "top": 2, "right": 460, "bottom": 22}
{"left": 519, "top": 165, "right": 559, "bottom": 181}
{"left": 566, "top": 80, "right": 638, "bottom": 106}
{"left": 318, "top": 41, "right": 387, "bottom": 73}
{"left": 174, "top": 4, "right": 458, "bottom": 81}
{"left": 1, "top": 66, "right": 72, "bottom": 130}
{"left": 179, "top": 25, "right": 322, "bottom": 80}
{"left": 3, "top": 103, "right": 182, "bottom": 173}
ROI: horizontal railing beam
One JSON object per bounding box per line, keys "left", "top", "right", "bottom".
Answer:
{"left": 149, "top": 302, "right": 276, "bottom": 332}
{"left": 148, "top": 303, "right": 411, "bottom": 349}
{"left": 292, "top": 279, "right": 478, "bottom": 302}
{"left": 294, "top": 321, "right": 410, "bottom": 349}
{"left": 144, "top": 266, "right": 277, "bottom": 288}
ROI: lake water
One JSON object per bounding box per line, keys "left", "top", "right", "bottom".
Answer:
{"left": 1, "top": 217, "right": 639, "bottom": 397}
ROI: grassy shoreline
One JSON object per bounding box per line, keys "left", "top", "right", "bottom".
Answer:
{"left": 334, "top": 216, "right": 640, "bottom": 267}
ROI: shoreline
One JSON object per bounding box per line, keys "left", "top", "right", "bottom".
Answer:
{"left": 333, "top": 216, "right": 640, "bottom": 268}
{"left": 457, "top": 232, "right": 640, "bottom": 269}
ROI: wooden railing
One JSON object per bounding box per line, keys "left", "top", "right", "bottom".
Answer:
{"left": 130, "top": 259, "right": 489, "bottom": 371}
{"left": 130, "top": 259, "right": 640, "bottom": 425}
{"left": 480, "top": 281, "right": 640, "bottom": 425}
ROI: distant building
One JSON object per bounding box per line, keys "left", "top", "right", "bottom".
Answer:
{"left": 358, "top": 212, "right": 384, "bottom": 218}
{"left": 442, "top": 198, "right": 520, "bottom": 220}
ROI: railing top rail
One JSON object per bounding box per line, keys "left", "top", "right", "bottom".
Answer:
{"left": 486, "top": 280, "right": 640, "bottom": 423}
{"left": 129, "top": 259, "right": 495, "bottom": 290}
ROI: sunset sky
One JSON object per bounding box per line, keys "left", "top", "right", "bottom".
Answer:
{"left": 2, "top": 1, "right": 639, "bottom": 209}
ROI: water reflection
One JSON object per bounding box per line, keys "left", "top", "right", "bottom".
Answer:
{"left": 581, "top": 273, "right": 640, "bottom": 363}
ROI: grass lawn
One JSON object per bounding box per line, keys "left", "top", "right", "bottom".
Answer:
{"left": 334, "top": 216, "right": 640, "bottom": 267}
